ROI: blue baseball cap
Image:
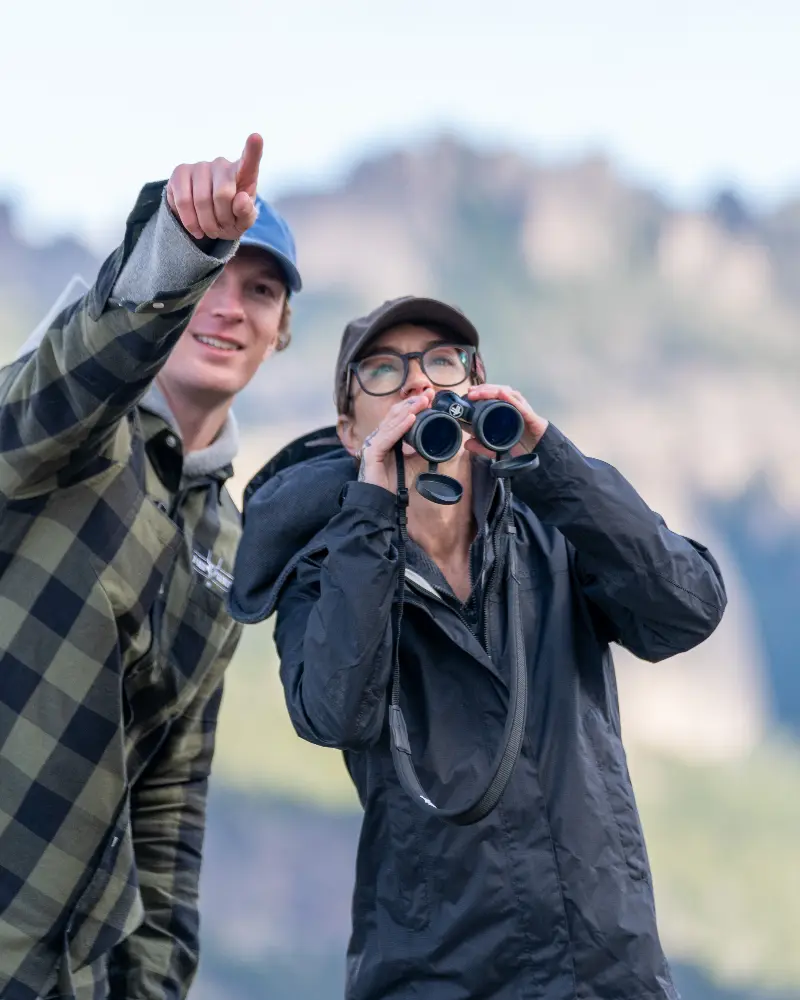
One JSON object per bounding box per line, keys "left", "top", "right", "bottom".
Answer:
{"left": 239, "top": 195, "right": 302, "bottom": 294}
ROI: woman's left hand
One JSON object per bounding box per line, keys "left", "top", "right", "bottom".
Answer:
{"left": 464, "top": 384, "right": 549, "bottom": 458}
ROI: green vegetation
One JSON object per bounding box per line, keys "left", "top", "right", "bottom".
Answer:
{"left": 628, "top": 740, "right": 800, "bottom": 993}
{"left": 215, "top": 621, "right": 358, "bottom": 808}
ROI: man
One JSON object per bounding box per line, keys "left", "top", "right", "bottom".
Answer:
{"left": 228, "top": 296, "right": 727, "bottom": 1000}
{"left": 0, "top": 133, "right": 301, "bottom": 1000}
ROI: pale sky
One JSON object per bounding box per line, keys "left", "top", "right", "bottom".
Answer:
{"left": 3, "top": 0, "right": 800, "bottom": 250}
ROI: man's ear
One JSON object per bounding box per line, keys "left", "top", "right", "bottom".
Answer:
{"left": 337, "top": 413, "right": 359, "bottom": 457}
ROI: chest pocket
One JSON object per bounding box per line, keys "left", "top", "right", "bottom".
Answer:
{"left": 124, "top": 474, "right": 239, "bottom": 741}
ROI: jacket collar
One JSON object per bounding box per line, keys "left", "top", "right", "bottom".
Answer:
{"left": 138, "top": 382, "right": 239, "bottom": 489}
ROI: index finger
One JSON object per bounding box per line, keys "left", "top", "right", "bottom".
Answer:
{"left": 389, "top": 393, "right": 431, "bottom": 420}
{"left": 371, "top": 396, "right": 429, "bottom": 452}
{"left": 235, "top": 133, "right": 264, "bottom": 195}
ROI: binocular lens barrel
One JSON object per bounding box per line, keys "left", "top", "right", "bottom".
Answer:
{"left": 404, "top": 410, "right": 462, "bottom": 464}
{"left": 473, "top": 400, "right": 525, "bottom": 452}
{"left": 403, "top": 394, "right": 525, "bottom": 463}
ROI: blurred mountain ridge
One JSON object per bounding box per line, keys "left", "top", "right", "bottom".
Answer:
{"left": 2, "top": 133, "right": 799, "bottom": 999}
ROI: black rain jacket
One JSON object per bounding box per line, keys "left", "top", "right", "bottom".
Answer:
{"left": 229, "top": 423, "right": 727, "bottom": 1000}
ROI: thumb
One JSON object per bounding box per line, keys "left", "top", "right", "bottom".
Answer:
{"left": 235, "top": 133, "right": 264, "bottom": 197}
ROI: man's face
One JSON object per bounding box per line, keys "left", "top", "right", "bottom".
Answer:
{"left": 159, "top": 246, "right": 287, "bottom": 403}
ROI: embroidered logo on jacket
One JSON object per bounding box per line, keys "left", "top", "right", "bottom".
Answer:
{"left": 192, "top": 548, "right": 234, "bottom": 594}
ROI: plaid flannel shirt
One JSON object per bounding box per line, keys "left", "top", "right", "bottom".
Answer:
{"left": 0, "top": 184, "right": 243, "bottom": 1000}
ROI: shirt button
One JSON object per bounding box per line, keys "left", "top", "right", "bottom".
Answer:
{"left": 165, "top": 434, "right": 178, "bottom": 448}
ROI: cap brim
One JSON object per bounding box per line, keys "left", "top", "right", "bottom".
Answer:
{"left": 238, "top": 236, "right": 303, "bottom": 293}
{"left": 350, "top": 296, "right": 480, "bottom": 363}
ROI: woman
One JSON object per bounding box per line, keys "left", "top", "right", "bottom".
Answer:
{"left": 229, "top": 295, "right": 727, "bottom": 1000}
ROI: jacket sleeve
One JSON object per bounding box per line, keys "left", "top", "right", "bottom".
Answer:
{"left": 0, "top": 184, "right": 233, "bottom": 500}
{"left": 512, "top": 423, "right": 728, "bottom": 662}
{"left": 273, "top": 482, "right": 401, "bottom": 750}
{"left": 106, "top": 646, "right": 233, "bottom": 1000}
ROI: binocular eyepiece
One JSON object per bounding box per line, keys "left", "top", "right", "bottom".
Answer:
{"left": 404, "top": 390, "right": 525, "bottom": 465}
{"left": 401, "top": 391, "right": 531, "bottom": 505}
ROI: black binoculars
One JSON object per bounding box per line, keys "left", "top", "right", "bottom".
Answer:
{"left": 404, "top": 390, "right": 524, "bottom": 464}
{"left": 402, "top": 391, "right": 532, "bottom": 504}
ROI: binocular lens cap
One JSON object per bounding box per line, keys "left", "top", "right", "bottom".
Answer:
{"left": 415, "top": 473, "right": 463, "bottom": 505}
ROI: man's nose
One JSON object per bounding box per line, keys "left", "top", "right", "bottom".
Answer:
{"left": 401, "top": 357, "right": 433, "bottom": 397}
{"left": 207, "top": 278, "right": 246, "bottom": 320}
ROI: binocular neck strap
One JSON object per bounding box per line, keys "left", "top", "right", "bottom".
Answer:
{"left": 388, "top": 442, "right": 529, "bottom": 826}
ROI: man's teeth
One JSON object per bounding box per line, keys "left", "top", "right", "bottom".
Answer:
{"left": 196, "top": 336, "right": 239, "bottom": 351}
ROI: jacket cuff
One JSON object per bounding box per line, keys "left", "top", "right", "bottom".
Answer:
{"left": 533, "top": 422, "right": 569, "bottom": 470}
{"left": 111, "top": 188, "right": 237, "bottom": 311}
{"left": 341, "top": 481, "right": 399, "bottom": 522}
{"left": 511, "top": 423, "right": 572, "bottom": 501}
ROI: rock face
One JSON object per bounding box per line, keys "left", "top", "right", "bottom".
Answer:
{"left": 3, "top": 134, "right": 799, "bottom": 1000}
{"left": 3, "top": 134, "right": 799, "bottom": 760}
{"left": 230, "top": 139, "right": 800, "bottom": 762}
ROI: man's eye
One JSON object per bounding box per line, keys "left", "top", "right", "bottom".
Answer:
{"left": 254, "top": 283, "right": 277, "bottom": 297}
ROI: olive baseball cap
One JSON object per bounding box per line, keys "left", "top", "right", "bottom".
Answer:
{"left": 334, "top": 295, "right": 482, "bottom": 413}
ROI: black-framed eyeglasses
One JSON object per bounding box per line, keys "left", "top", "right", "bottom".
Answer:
{"left": 349, "top": 344, "right": 476, "bottom": 398}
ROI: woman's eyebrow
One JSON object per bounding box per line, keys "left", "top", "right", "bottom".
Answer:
{"left": 363, "top": 339, "right": 449, "bottom": 357}
{"left": 360, "top": 346, "right": 403, "bottom": 358}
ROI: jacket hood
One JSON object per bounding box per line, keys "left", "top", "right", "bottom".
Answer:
{"left": 139, "top": 382, "right": 240, "bottom": 482}
{"left": 228, "top": 426, "right": 358, "bottom": 624}
{"left": 228, "top": 425, "right": 507, "bottom": 626}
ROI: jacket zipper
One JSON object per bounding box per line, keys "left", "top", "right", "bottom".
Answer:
{"left": 130, "top": 487, "right": 188, "bottom": 673}
{"left": 404, "top": 525, "right": 501, "bottom": 661}
{"left": 480, "top": 492, "right": 512, "bottom": 659}
{"left": 403, "top": 584, "right": 490, "bottom": 657}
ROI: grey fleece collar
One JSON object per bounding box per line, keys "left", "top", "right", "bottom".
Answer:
{"left": 139, "top": 382, "right": 239, "bottom": 480}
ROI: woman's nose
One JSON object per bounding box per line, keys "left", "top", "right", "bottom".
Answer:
{"left": 401, "top": 357, "right": 433, "bottom": 397}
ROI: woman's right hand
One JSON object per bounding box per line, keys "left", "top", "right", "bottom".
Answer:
{"left": 358, "top": 391, "right": 434, "bottom": 492}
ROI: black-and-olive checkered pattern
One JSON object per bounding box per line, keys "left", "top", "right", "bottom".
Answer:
{"left": 0, "top": 187, "right": 242, "bottom": 1000}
